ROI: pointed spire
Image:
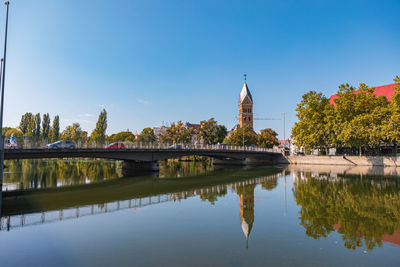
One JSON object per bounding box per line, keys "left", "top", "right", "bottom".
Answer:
{"left": 240, "top": 74, "right": 253, "bottom": 103}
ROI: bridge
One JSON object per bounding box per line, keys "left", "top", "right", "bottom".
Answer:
{"left": 4, "top": 146, "right": 286, "bottom": 173}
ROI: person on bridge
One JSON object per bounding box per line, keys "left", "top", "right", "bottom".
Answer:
{"left": 9, "top": 134, "right": 17, "bottom": 149}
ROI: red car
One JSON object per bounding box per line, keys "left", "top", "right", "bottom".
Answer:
{"left": 105, "top": 142, "right": 125, "bottom": 149}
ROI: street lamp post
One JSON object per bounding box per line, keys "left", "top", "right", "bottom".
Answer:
{"left": 0, "top": 1, "right": 10, "bottom": 186}
{"left": 242, "top": 125, "right": 244, "bottom": 149}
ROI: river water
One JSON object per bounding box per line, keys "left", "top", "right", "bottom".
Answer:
{"left": 0, "top": 160, "right": 399, "bottom": 266}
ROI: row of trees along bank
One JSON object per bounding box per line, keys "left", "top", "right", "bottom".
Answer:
{"left": 3, "top": 109, "right": 107, "bottom": 147}
{"left": 3, "top": 114, "right": 280, "bottom": 148}
{"left": 292, "top": 76, "right": 400, "bottom": 156}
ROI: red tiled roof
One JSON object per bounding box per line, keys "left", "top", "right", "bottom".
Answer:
{"left": 329, "top": 83, "right": 399, "bottom": 105}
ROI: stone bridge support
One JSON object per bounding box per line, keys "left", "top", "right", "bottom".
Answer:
{"left": 122, "top": 160, "right": 159, "bottom": 176}
{"left": 212, "top": 158, "right": 246, "bottom": 166}
{"left": 246, "top": 156, "right": 275, "bottom": 166}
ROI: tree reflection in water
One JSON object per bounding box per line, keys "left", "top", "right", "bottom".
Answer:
{"left": 292, "top": 170, "right": 400, "bottom": 251}
{"left": 158, "top": 159, "right": 213, "bottom": 178}
{"left": 4, "top": 159, "right": 122, "bottom": 190}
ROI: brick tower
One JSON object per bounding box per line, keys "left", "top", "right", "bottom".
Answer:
{"left": 239, "top": 74, "right": 253, "bottom": 129}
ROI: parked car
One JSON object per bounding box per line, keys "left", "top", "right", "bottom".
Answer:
{"left": 105, "top": 142, "right": 125, "bottom": 149}
{"left": 47, "top": 140, "right": 76, "bottom": 149}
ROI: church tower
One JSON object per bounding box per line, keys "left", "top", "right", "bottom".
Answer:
{"left": 239, "top": 74, "right": 253, "bottom": 129}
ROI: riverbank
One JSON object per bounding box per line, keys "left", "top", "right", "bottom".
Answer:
{"left": 286, "top": 155, "right": 400, "bottom": 166}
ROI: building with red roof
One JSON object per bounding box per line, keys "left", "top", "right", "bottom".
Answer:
{"left": 329, "top": 83, "right": 399, "bottom": 105}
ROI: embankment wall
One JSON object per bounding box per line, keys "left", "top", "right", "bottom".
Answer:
{"left": 286, "top": 155, "right": 400, "bottom": 166}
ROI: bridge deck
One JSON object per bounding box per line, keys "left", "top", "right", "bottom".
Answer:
{"left": 4, "top": 148, "right": 281, "bottom": 161}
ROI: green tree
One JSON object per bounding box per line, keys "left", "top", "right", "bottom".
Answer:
{"left": 42, "top": 113, "right": 51, "bottom": 140}
{"left": 108, "top": 131, "right": 135, "bottom": 143}
{"left": 19, "top": 112, "right": 34, "bottom": 135}
{"left": 61, "top": 123, "right": 88, "bottom": 143}
{"left": 5, "top": 128, "right": 23, "bottom": 137}
{"left": 2, "top": 126, "right": 11, "bottom": 136}
{"left": 335, "top": 83, "right": 389, "bottom": 155}
{"left": 292, "top": 91, "right": 332, "bottom": 152}
{"left": 158, "top": 121, "right": 193, "bottom": 144}
{"left": 33, "top": 113, "right": 41, "bottom": 139}
{"left": 50, "top": 115, "right": 60, "bottom": 142}
{"left": 257, "top": 128, "right": 279, "bottom": 148}
{"left": 137, "top": 127, "right": 157, "bottom": 143}
{"left": 197, "top": 118, "right": 227, "bottom": 145}
{"left": 90, "top": 109, "right": 107, "bottom": 145}
{"left": 223, "top": 125, "right": 257, "bottom": 146}
{"left": 383, "top": 76, "right": 400, "bottom": 153}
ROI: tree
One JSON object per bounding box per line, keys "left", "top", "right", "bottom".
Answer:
{"left": 291, "top": 91, "right": 332, "bottom": 151}
{"left": 42, "top": 113, "right": 51, "bottom": 140}
{"left": 2, "top": 126, "right": 11, "bottom": 136}
{"left": 223, "top": 125, "right": 257, "bottom": 146}
{"left": 257, "top": 128, "right": 279, "bottom": 148}
{"left": 197, "top": 118, "right": 227, "bottom": 145}
{"left": 5, "top": 128, "right": 23, "bottom": 137}
{"left": 108, "top": 131, "right": 135, "bottom": 143}
{"left": 90, "top": 109, "right": 107, "bottom": 145}
{"left": 383, "top": 76, "right": 400, "bottom": 153}
{"left": 137, "top": 128, "right": 157, "bottom": 143}
{"left": 50, "top": 115, "right": 60, "bottom": 142}
{"left": 19, "top": 112, "right": 34, "bottom": 135}
{"left": 158, "top": 121, "right": 193, "bottom": 144}
{"left": 33, "top": 113, "right": 41, "bottom": 139}
{"left": 335, "top": 83, "right": 389, "bottom": 155}
{"left": 61, "top": 123, "right": 88, "bottom": 143}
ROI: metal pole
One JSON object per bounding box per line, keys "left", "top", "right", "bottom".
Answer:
{"left": 0, "top": 1, "right": 9, "bottom": 187}
{"left": 0, "top": 59, "right": 3, "bottom": 219}
{"left": 242, "top": 126, "right": 244, "bottom": 149}
{"left": 283, "top": 112, "right": 286, "bottom": 142}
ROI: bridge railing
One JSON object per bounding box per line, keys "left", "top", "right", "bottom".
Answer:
{"left": 2, "top": 136, "right": 280, "bottom": 153}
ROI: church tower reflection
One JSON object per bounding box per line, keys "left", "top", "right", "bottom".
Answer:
{"left": 236, "top": 183, "right": 256, "bottom": 248}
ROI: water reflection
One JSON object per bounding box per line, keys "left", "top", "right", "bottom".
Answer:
{"left": 289, "top": 164, "right": 400, "bottom": 251}
{"left": 158, "top": 159, "right": 213, "bottom": 178}
{"left": 3, "top": 159, "right": 122, "bottom": 190}
{"left": 3, "top": 160, "right": 400, "bottom": 254}
{"left": 3, "top": 159, "right": 216, "bottom": 191}
{"left": 1, "top": 165, "right": 282, "bottom": 232}
{"left": 235, "top": 184, "right": 255, "bottom": 248}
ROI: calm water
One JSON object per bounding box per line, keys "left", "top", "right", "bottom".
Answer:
{"left": 0, "top": 160, "right": 399, "bottom": 266}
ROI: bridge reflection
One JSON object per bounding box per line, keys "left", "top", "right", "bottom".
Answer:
{"left": 1, "top": 167, "right": 284, "bottom": 232}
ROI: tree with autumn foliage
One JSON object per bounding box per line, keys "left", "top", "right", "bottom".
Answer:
{"left": 257, "top": 128, "right": 279, "bottom": 148}
{"left": 197, "top": 118, "right": 227, "bottom": 145}
{"left": 158, "top": 121, "right": 193, "bottom": 144}
{"left": 223, "top": 125, "right": 257, "bottom": 146}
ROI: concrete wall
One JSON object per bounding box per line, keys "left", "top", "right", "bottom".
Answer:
{"left": 286, "top": 155, "right": 400, "bottom": 167}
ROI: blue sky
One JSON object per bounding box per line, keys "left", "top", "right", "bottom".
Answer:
{"left": 2, "top": 0, "right": 400, "bottom": 138}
